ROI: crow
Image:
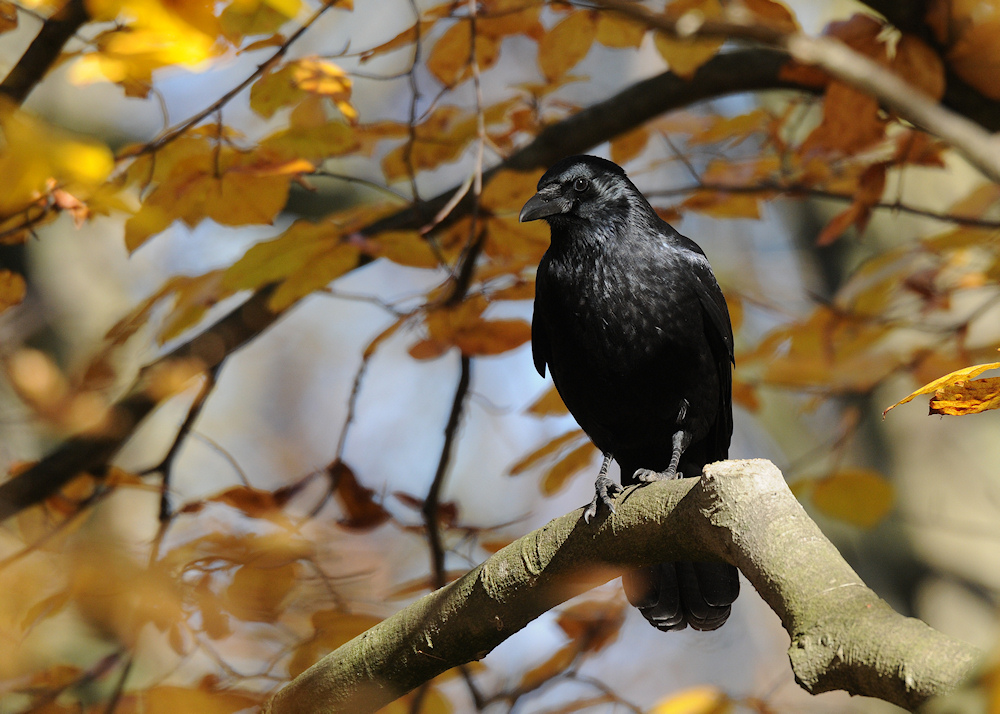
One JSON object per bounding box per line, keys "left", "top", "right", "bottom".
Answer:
{"left": 520, "top": 155, "right": 739, "bottom": 631}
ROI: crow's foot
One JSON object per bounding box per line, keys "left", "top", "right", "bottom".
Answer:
{"left": 583, "top": 474, "right": 622, "bottom": 523}
{"left": 633, "top": 467, "right": 683, "bottom": 483}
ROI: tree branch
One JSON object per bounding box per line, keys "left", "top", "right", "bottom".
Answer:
{"left": 264, "top": 460, "right": 980, "bottom": 714}
{"left": 0, "top": 0, "right": 89, "bottom": 104}
{"left": 0, "top": 49, "right": 808, "bottom": 522}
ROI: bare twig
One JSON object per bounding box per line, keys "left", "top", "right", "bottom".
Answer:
{"left": 0, "top": 0, "right": 89, "bottom": 103}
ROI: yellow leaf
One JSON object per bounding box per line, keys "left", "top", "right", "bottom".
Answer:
{"left": 0, "top": 102, "right": 114, "bottom": 215}
{"left": 519, "top": 644, "right": 577, "bottom": 690}
{"left": 250, "top": 64, "right": 306, "bottom": 118}
{"left": 158, "top": 270, "right": 230, "bottom": 343}
{"left": 259, "top": 120, "right": 357, "bottom": 162}
{"left": 140, "top": 686, "right": 261, "bottom": 714}
{"left": 287, "top": 610, "right": 382, "bottom": 677}
{"left": 527, "top": 385, "right": 568, "bottom": 417}
{"left": 928, "top": 376, "right": 1000, "bottom": 416}
{"left": 650, "top": 685, "right": 730, "bottom": 714}
{"left": 427, "top": 20, "right": 501, "bottom": 87}
{"left": 653, "top": 0, "right": 724, "bottom": 79}
{"left": 224, "top": 562, "right": 299, "bottom": 623}
{"left": 508, "top": 429, "right": 586, "bottom": 475}
{"left": 595, "top": 11, "right": 645, "bottom": 48}
{"left": 884, "top": 360, "right": 1000, "bottom": 416}
{"left": 269, "top": 243, "right": 361, "bottom": 311}
{"left": 610, "top": 126, "right": 650, "bottom": 165}
{"left": 682, "top": 191, "right": 760, "bottom": 219}
{"left": 481, "top": 168, "right": 544, "bottom": 213}
{"left": 0, "top": 270, "right": 26, "bottom": 313}
{"left": 293, "top": 57, "right": 357, "bottom": 123}
{"left": 124, "top": 150, "right": 298, "bottom": 250}
{"left": 371, "top": 230, "right": 440, "bottom": 269}
{"left": 538, "top": 10, "right": 597, "bottom": 81}
{"left": 223, "top": 220, "right": 338, "bottom": 291}
{"left": 812, "top": 468, "right": 893, "bottom": 529}
{"left": 484, "top": 215, "right": 549, "bottom": 266}
{"left": 542, "top": 441, "right": 597, "bottom": 495}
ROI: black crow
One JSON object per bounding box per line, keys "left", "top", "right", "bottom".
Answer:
{"left": 520, "top": 155, "right": 739, "bottom": 631}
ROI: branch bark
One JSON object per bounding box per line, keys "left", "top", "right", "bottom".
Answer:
{"left": 264, "top": 459, "right": 980, "bottom": 714}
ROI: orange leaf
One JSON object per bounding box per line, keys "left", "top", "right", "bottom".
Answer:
{"left": 946, "top": 18, "right": 1000, "bottom": 100}
{"left": 556, "top": 598, "right": 625, "bottom": 652}
{"left": 541, "top": 441, "right": 598, "bottom": 495}
{"left": 519, "top": 643, "right": 577, "bottom": 690}
{"left": 610, "top": 126, "right": 651, "bottom": 165}
{"left": 884, "top": 360, "right": 1000, "bottom": 416}
{"left": 812, "top": 468, "right": 893, "bottom": 528}
{"left": 526, "top": 385, "right": 568, "bottom": 417}
{"left": 538, "top": 10, "right": 597, "bottom": 81}
{"left": 481, "top": 168, "right": 545, "bottom": 213}
{"left": 0, "top": 1, "right": 17, "bottom": 33}
{"left": 508, "top": 429, "right": 585, "bottom": 475}
{"left": 0, "top": 269, "right": 26, "bottom": 313}
{"left": 653, "top": 0, "right": 724, "bottom": 79}
{"left": 682, "top": 191, "right": 760, "bottom": 219}
{"left": 595, "top": 11, "right": 645, "bottom": 48}
{"left": 427, "top": 20, "right": 501, "bottom": 87}
{"left": 815, "top": 202, "right": 864, "bottom": 246}
{"left": 224, "top": 562, "right": 299, "bottom": 623}
{"left": 288, "top": 609, "right": 383, "bottom": 677}
{"left": 735, "top": 0, "right": 797, "bottom": 32}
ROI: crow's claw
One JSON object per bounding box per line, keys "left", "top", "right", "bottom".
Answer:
{"left": 633, "top": 467, "right": 683, "bottom": 482}
{"left": 583, "top": 474, "right": 622, "bottom": 523}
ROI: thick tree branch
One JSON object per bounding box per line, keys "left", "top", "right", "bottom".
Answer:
{"left": 0, "top": 0, "right": 89, "bottom": 104}
{"left": 264, "top": 460, "right": 980, "bottom": 714}
{"left": 0, "top": 49, "right": 807, "bottom": 522}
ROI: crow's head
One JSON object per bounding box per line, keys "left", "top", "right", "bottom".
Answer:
{"left": 519, "top": 155, "right": 639, "bottom": 227}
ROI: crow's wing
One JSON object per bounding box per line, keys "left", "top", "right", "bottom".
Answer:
{"left": 689, "top": 254, "right": 734, "bottom": 461}
{"left": 531, "top": 279, "right": 550, "bottom": 378}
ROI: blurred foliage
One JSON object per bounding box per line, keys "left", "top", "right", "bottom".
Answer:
{"left": 1, "top": 0, "right": 1000, "bottom": 711}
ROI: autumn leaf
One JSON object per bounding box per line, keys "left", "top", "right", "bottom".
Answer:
{"left": 541, "top": 441, "right": 598, "bottom": 495}
{"left": 0, "top": 269, "right": 26, "bottom": 313}
{"left": 610, "top": 126, "right": 651, "bottom": 165}
{"left": 682, "top": 191, "right": 760, "bottom": 219}
{"left": 288, "top": 609, "right": 383, "bottom": 677}
{"left": 427, "top": 19, "right": 501, "bottom": 87}
{"left": 595, "top": 11, "right": 645, "bottom": 48}
{"left": 811, "top": 468, "right": 894, "bottom": 528}
{"left": 649, "top": 685, "right": 730, "bottom": 714}
{"left": 653, "top": 0, "right": 724, "bottom": 79}
{"left": 526, "top": 385, "right": 568, "bottom": 417}
{"left": 884, "top": 360, "right": 1000, "bottom": 416}
{"left": 480, "top": 168, "right": 544, "bottom": 214}
{"left": 329, "top": 460, "right": 391, "bottom": 530}
{"left": 224, "top": 561, "right": 299, "bottom": 622}
{"left": 518, "top": 643, "right": 577, "bottom": 690}
{"left": 556, "top": 598, "right": 625, "bottom": 652}
{"left": 538, "top": 10, "right": 597, "bottom": 81}
{"left": 0, "top": 1, "right": 17, "bottom": 33}
{"left": 0, "top": 102, "right": 114, "bottom": 216}
{"left": 508, "top": 429, "right": 586, "bottom": 475}
{"left": 411, "top": 294, "right": 531, "bottom": 359}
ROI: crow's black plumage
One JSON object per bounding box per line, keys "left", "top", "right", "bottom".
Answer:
{"left": 520, "top": 155, "right": 739, "bottom": 631}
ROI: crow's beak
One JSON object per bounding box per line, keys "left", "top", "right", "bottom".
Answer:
{"left": 519, "top": 190, "right": 570, "bottom": 222}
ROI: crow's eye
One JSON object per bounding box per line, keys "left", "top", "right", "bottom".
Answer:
{"left": 573, "top": 177, "right": 590, "bottom": 192}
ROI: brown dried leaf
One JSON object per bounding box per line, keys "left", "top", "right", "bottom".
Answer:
{"left": 519, "top": 643, "right": 577, "bottom": 690}
{"left": 330, "top": 461, "right": 391, "bottom": 530}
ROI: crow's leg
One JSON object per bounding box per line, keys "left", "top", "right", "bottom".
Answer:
{"left": 634, "top": 429, "right": 693, "bottom": 482}
{"left": 583, "top": 452, "right": 622, "bottom": 523}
